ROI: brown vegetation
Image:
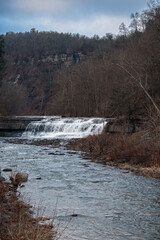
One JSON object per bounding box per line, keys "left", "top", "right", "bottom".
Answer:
{"left": 0, "top": 2, "right": 160, "bottom": 176}
{"left": 69, "top": 132, "right": 160, "bottom": 178}
{"left": 0, "top": 181, "right": 56, "bottom": 240}
{"left": 49, "top": 0, "right": 160, "bottom": 118}
{"left": 0, "top": 1, "right": 159, "bottom": 118}
{"left": 0, "top": 82, "right": 29, "bottom": 116}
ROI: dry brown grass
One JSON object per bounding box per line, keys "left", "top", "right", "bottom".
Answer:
{"left": 0, "top": 182, "right": 8, "bottom": 200}
{"left": 108, "top": 133, "right": 160, "bottom": 167}
{"left": 0, "top": 181, "right": 57, "bottom": 240}
{"left": 70, "top": 132, "right": 160, "bottom": 176}
{"left": 7, "top": 200, "right": 54, "bottom": 240}
{"left": 0, "top": 182, "right": 9, "bottom": 240}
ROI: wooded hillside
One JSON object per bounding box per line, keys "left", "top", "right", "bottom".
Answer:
{"left": 0, "top": 1, "right": 160, "bottom": 120}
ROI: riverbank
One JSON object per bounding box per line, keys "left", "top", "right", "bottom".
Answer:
{"left": 0, "top": 177, "right": 56, "bottom": 240}
{"left": 68, "top": 132, "right": 160, "bottom": 179}
{"left": 3, "top": 133, "right": 160, "bottom": 179}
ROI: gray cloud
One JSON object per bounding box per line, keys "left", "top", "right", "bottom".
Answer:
{"left": 0, "top": 0, "right": 148, "bottom": 18}
{"left": 9, "top": 14, "right": 130, "bottom": 36}
{"left": 0, "top": 0, "right": 149, "bottom": 36}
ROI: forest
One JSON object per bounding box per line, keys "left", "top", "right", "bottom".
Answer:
{"left": 0, "top": 0, "right": 160, "bottom": 123}
{"left": 0, "top": 3, "right": 160, "bottom": 240}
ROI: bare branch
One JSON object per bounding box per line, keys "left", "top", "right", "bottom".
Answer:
{"left": 116, "top": 63, "right": 160, "bottom": 116}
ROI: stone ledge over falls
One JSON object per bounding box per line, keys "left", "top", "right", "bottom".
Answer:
{"left": 105, "top": 117, "right": 144, "bottom": 134}
{"left": 0, "top": 116, "right": 144, "bottom": 137}
{"left": 0, "top": 116, "right": 45, "bottom": 137}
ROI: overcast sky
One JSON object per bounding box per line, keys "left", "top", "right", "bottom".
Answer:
{"left": 0, "top": 0, "right": 149, "bottom": 37}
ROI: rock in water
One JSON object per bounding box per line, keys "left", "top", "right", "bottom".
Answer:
{"left": 15, "top": 172, "right": 28, "bottom": 185}
{"left": 3, "top": 168, "right": 12, "bottom": 172}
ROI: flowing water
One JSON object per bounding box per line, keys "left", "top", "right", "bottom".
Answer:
{"left": 22, "top": 116, "right": 107, "bottom": 139}
{"left": 0, "top": 117, "right": 160, "bottom": 240}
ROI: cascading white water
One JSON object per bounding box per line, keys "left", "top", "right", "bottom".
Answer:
{"left": 22, "top": 116, "right": 107, "bottom": 139}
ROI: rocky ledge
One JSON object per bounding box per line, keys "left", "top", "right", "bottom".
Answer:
{"left": 0, "top": 116, "right": 44, "bottom": 137}
{"left": 0, "top": 116, "right": 144, "bottom": 137}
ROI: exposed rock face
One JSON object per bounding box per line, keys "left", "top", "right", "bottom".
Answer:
{"left": 13, "top": 52, "right": 88, "bottom": 67}
{"left": 105, "top": 117, "right": 143, "bottom": 134}
{"left": 0, "top": 116, "right": 44, "bottom": 137}
{"left": 0, "top": 116, "right": 144, "bottom": 137}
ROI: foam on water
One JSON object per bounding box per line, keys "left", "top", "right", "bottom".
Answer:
{"left": 22, "top": 116, "right": 107, "bottom": 139}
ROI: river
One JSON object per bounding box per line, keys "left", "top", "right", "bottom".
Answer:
{"left": 0, "top": 117, "right": 160, "bottom": 240}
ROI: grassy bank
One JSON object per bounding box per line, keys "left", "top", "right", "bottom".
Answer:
{"left": 69, "top": 132, "right": 160, "bottom": 178}
{"left": 0, "top": 180, "right": 56, "bottom": 240}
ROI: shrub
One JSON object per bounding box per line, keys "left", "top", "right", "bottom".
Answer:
{"left": 71, "top": 132, "right": 160, "bottom": 168}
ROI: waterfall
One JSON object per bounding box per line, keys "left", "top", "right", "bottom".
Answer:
{"left": 22, "top": 116, "right": 107, "bottom": 139}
